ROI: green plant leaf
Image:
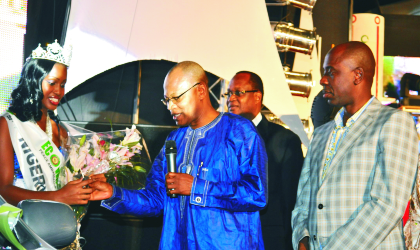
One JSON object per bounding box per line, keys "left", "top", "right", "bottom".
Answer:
{"left": 79, "top": 135, "right": 86, "bottom": 146}
{"left": 134, "top": 166, "right": 146, "bottom": 173}
{"left": 67, "top": 162, "right": 74, "bottom": 173}
{"left": 124, "top": 141, "right": 140, "bottom": 148}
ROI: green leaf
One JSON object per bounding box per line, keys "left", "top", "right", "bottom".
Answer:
{"left": 134, "top": 166, "right": 146, "bottom": 173}
{"left": 124, "top": 141, "right": 140, "bottom": 148}
{"left": 79, "top": 135, "right": 86, "bottom": 146}
{"left": 67, "top": 162, "right": 74, "bottom": 173}
{"left": 114, "top": 131, "right": 124, "bottom": 137}
{"left": 119, "top": 171, "right": 129, "bottom": 178}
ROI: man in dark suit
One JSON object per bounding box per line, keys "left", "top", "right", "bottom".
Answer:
{"left": 227, "top": 71, "right": 304, "bottom": 250}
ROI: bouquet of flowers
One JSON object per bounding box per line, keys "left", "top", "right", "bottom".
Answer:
{"left": 58, "top": 123, "right": 151, "bottom": 250}
{"left": 60, "top": 123, "right": 151, "bottom": 189}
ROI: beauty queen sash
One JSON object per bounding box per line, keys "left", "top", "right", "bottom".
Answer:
{"left": 2, "top": 112, "right": 64, "bottom": 191}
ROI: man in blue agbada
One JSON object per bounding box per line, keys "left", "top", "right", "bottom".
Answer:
{"left": 90, "top": 61, "right": 268, "bottom": 249}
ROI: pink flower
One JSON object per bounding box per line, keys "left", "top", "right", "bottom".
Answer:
{"left": 116, "top": 146, "right": 128, "bottom": 157}
{"left": 90, "top": 134, "right": 101, "bottom": 158}
{"left": 123, "top": 161, "right": 133, "bottom": 167}
{"left": 125, "top": 151, "right": 135, "bottom": 158}
{"left": 112, "top": 146, "right": 134, "bottom": 166}
{"left": 100, "top": 140, "right": 106, "bottom": 146}
{"left": 69, "top": 142, "right": 90, "bottom": 171}
{"left": 100, "top": 150, "right": 107, "bottom": 160}
{"left": 96, "top": 160, "right": 110, "bottom": 174}
{"left": 86, "top": 154, "right": 100, "bottom": 168}
{"left": 131, "top": 144, "right": 143, "bottom": 153}
{"left": 81, "top": 164, "right": 93, "bottom": 176}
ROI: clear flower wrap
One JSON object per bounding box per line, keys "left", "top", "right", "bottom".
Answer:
{"left": 60, "top": 123, "right": 151, "bottom": 189}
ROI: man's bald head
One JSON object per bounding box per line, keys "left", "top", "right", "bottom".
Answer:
{"left": 163, "top": 61, "right": 218, "bottom": 129}
{"left": 328, "top": 41, "right": 376, "bottom": 87}
{"left": 167, "top": 61, "right": 209, "bottom": 87}
{"left": 321, "top": 41, "right": 376, "bottom": 115}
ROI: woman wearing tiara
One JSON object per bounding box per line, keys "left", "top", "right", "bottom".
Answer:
{"left": 0, "top": 41, "right": 94, "bottom": 206}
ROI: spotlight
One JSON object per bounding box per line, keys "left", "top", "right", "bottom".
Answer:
{"left": 284, "top": 66, "right": 314, "bottom": 98}
{"left": 273, "top": 0, "right": 317, "bottom": 11}
{"left": 271, "top": 22, "right": 317, "bottom": 55}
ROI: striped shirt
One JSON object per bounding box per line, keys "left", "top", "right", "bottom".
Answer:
{"left": 321, "top": 96, "right": 375, "bottom": 181}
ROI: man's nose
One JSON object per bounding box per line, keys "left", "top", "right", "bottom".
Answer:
{"left": 320, "top": 76, "right": 328, "bottom": 86}
{"left": 228, "top": 93, "right": 237, "bottom": 103}
{"left": 166, "top": 99, "right": 175, "bottom": 111}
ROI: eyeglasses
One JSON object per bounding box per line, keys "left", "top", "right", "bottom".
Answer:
{"left": 223, "top": 90, "right": 259, "bottom": 98}
{"left": 161, "top": 82, "right": 200, "bottom": 106}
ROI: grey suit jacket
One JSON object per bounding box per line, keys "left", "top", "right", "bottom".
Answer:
{"left": 292, "top": 98, "right": 419, "bottom": 250}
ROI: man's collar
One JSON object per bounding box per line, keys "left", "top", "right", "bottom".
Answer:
{"left": 334, "top": 96, "right": 375, "bottom": 128}
{"left": 252, "top": 112, "right": 263, "bottom": 126}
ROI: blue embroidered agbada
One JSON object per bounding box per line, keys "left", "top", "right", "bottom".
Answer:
{"left": 102, "top": 113, "right": 268, "bottom": 249}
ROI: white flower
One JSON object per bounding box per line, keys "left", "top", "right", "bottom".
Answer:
{"left": 122, "top": 125, "right": 141, "bottom": 147}
{"left": 71, "top": 141, "right": 90, "bottom": 171}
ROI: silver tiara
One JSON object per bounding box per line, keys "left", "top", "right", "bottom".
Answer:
{"left": 31, "top": 40, "right": 72, "bottom": 66}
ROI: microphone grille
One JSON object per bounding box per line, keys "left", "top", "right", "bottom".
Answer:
{"left": 165, "top": 140, "right": 177, "bottom": 152}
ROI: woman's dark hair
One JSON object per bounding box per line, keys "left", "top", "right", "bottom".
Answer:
{"left": 9, "top": 59, "right": 56, "bottom": 122}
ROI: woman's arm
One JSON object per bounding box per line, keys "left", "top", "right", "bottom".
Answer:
{"left": 0, "top": 117, "right": 93, "bottom": 206}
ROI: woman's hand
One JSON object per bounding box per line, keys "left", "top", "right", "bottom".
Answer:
{"left": 89, "top": 174, "right": 107, "bottom": 182}
{"left": 54, "top": 178, "right": 94, "bottom": 205}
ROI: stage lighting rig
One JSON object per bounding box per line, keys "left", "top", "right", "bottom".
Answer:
{"left": 271, "top": 22, "right": 317, "bottom": 55}
{"left": 267, "top": 0, "right": 317, "bottom": 11}
{"left": 283, "top": 66, "right": 314, "bottom": 98}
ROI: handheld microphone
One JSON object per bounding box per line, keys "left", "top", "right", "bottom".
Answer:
{"left": 165, "top": 140, "right": 178, "bottom": 198}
